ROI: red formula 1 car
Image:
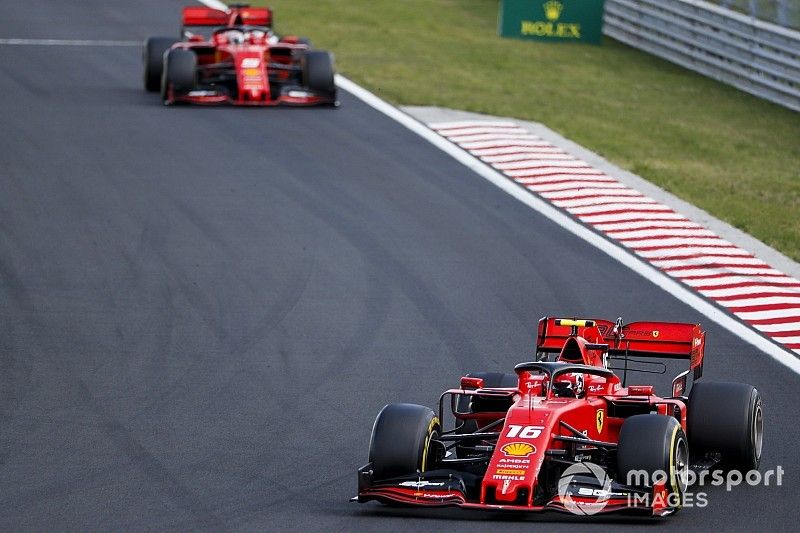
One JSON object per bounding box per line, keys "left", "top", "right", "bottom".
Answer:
{"left": 355, "top": 317, "right": 764, "bottom": 517}
{"left": 142, "top": 4, "right": 336, "bottom": 106}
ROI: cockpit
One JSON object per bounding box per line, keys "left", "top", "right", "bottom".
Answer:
{"left": 208, "top": 26, "right": 278, "bottom": 46}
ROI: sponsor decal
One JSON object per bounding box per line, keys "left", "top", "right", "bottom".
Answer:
{"left": 543, "top": 0, "right": 562, "bottom": 21}
{"left": 398, "top": 481, "right": 445, "bottom": 488}
{"left": 596, "top": 409, "right": 604, "bottom": 434}
{"left": 501, "top": 479, "right": 512, "bottom": 494}
{"left": 653, "top": 330, "right": 660, "bottom": 338}
{"left": 495, "top": 468, "right": 527, "bottom": 476}
{"left": 498, "top": 457, "right": 530, "bottom": 465}
{"left": 588, "top": 384, "right": 603, "bottom": 393}
{"left": 520, "top": 2, "right": 580, "bottom": 39}
{"left": 493, "top": 474, "right": 526, "bottom": 481}
{"left": 241, "top": 57, "right": 260, "bottom": 68}
{"left": 419, "top": 492, "right": 452, "bottom": 499}
{"left": 501, "top": 442, "right": 536, "bottom": 457}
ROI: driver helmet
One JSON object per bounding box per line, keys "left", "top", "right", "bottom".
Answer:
{"left": 226, "top": 29, "right": 245, "bottom": 44}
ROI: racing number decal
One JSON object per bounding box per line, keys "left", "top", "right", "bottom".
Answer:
{"left": 505, "top": 425, "right": 543, "bottom": 439}
{"left": 596, "top": 409, "right": 604, "bottom": 434}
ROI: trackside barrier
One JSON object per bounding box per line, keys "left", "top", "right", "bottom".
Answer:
{"left": 603, "top": 0, "right": 800, "bottom": 112}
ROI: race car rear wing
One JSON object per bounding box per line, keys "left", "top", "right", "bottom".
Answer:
{"left": 181, "top": 5, "right": 272, "bottom": 29}
{"left": 536, "top": 317, "right": 705, "bottom": 379}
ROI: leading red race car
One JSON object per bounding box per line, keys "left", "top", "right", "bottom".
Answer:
{"left": 143, "top": 4, "right": 336, "bottom": 106}
{"left": 355, "top": 317, "right": 764, "bottom": 517}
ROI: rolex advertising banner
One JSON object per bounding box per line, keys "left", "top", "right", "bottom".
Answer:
{"left": 499, "top": 0, "right": 606, "bottom": 44}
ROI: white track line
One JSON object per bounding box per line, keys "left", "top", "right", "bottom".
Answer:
{"left": 481, "top": 152, "right": 570, "bottom": 162}
{"left": 652, "top": 257, "right": 768, "bottom": 269}
{"left": 518, "top": 175, "right": 617, "bottom": 185}
{"left": 702, "top": 285, "right": 800, "bottom": 298}
{"left": 622, "top": 236, "right": 731, "bottom": 248}
{"left": 682, "top": 275, "right": 800, "bottom": 288}
{"left": 568, "top": 204, "right": 673, "bottom": 216}
{"left": 542, "top": 189, "right": 643, "bottom": 199}
{"left": 0, "top": 38, "right": 140, "bottom": 46}
{"left": 431, "top": 120, "right": 518, "bottom": 129}
{"left": 610, "top": 228, "right": 719, "bottom": 240}
{"left": 755, "top": 322, "right": 800, "bottom": 333}
{"left": 435, "top": 126, "right": 529, "bottom": 136}
{"left": 493, "top": 160, "right": 591, "bottom": 170}
{"left": 737, "top": 309, "right": 800, "bottom": 321}
{"left": 635, "top": 246, "right": 752, "bottom": 259}
{"left": 332, "top": 75, "right": 800, "bottom": 375}
{"left": 666, "top": 267, "right": 785, "bottom": 278}
{"left": 459, "top": 140, "right": 554, "bottom": 149}
{"left": 579, "top": 212, "right": 686, "bottom": 224}
{"left": 530, "top": 182, "right": 629, "bottom": 193}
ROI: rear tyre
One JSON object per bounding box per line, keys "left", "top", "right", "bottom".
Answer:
{"left": 687, "top": 381, "right": 763, "bottom": 471}
{"left": 617, "top": 414, "right": 689, "bottom": 510}
{"left": 161, "top": 48, "right": 197, "bottom": 104}
{"left": 143, "top": 36, "right": 177, "bottom": 92}
{"left": 368, "top": 403, "right": 440, "bottom": 481}
{"left": 302, "top": 50, "right": 335, "bottom": 94}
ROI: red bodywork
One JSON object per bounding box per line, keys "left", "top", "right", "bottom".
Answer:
{"left": 161, "top": 5, "right": 336, "bottom": 106}
{"left": 357, "top": 317, "right": 706, "bottom": 516}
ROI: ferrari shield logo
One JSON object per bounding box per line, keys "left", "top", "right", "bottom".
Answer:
{"left": 596, "top": 409, "right": 604, "bottom": 434}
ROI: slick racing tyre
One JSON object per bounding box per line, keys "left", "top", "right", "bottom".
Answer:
{"left": 617, "top": 414, "right": 689, "bottom": 511}
{"left": 161, "top": 48, "right": 197, "bottom": 104}
{"left": 369, "top": 403, "right": 440, "bottom": 480}
{"left": 302, "top": 50, "right": 335, "bottom": 94}
{"left": 687, "top": 381, "right": 763, "bottom": 471}
{"left": 143, "top": 37, "right": 177, "bottom": 92}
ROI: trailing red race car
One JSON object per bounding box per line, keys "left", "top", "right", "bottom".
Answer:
{"left": 143, "top": 3, "right": 336, "bottom": 106}
{"left": 355, "top": 317, "right": 763, "bottom": 517}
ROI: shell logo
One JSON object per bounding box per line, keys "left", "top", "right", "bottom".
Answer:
{"left": 501, "top": 442, "right": 536, "bottom": 457}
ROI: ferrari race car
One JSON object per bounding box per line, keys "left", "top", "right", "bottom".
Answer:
{"left": 355, "top": 317, "right": 764, "bottom": 517}
{"left": 143, "top": 4, "right": 336, "bottom": 106}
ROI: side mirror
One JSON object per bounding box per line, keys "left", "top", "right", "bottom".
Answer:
{"left": 460, "top": 376, "right": 485, "bottom": 389}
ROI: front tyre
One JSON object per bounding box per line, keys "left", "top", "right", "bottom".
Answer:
{"left": 302, "top": 50, "right": 335, "bottom": 94}
{"left": 368, "top": 403, "right": 440, "bottom": 481}
{"left": 143, "top": 37, "right": 177, "bottom": 92}
{"left": 617, "top": 414, "right": 689, "bottom": 511}
{"left": 161, "top": 48, "right": 197, "bottom": 105}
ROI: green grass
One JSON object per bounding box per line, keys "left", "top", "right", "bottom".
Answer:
{"left": 254, "top": 0, "right": 800, "bottom": 261}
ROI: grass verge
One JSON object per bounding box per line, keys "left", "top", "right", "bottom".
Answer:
{"left": 251, "top": 0, "right": 800, "bottom": 261}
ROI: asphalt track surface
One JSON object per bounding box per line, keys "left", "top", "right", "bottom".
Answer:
{"left": 0, "top": 1, "right": 797, "bottom": 530}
